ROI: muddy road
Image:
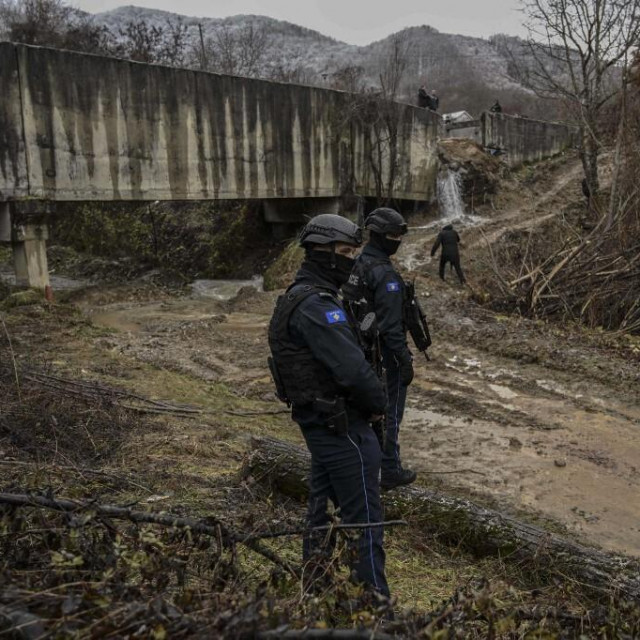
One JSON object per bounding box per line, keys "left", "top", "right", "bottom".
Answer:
{"left": 6, "top": 151, "right": 638, "bottom": 562}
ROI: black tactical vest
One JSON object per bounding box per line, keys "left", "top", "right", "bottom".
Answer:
{"left": 267, "top": 285, "right": 340, "bottom": 407}
{"left": 342, "top": 257, "right": 387, "bottom": 321}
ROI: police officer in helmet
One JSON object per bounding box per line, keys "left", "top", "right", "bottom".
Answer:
{"left": 343, "top": 207, "right": 417, "bottom": 491}
{"left": 268, "top": 214, "right": 390, "bottom": 598}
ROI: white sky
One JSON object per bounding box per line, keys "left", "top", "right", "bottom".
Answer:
{"left": 75, "top": 0, "right": 527, "bottom": 45}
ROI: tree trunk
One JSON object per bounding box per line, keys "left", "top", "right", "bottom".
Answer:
{"left": 580, "top": 123, "right": 600, "bottom": 195}
{"left": 248, "top": 436, "right": 640, "bottom": 602}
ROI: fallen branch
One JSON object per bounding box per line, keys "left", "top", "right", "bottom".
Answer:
{"left": 241, "top": 520, "right": 408, "bottom": 542}
{"left": 248, "top": 437, "right": 640, "bottom": 602}
{"left": 0, "top": 492, "right": 299, "bottom": 578}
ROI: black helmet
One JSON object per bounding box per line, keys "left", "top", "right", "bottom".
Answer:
{"left": 299, "top": 214, "right": 363, "bottom": 247}
{"left": 364, "top": 208, "right": 408, "bottom": 236}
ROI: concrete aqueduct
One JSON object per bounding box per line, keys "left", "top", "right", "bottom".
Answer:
{"left": 0, "top": 43, "right": 576, "bottom": 291}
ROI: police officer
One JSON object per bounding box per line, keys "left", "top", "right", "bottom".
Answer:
{"left": 430, "top": 223, "right": 466, "bottom": 285}
{"left": 343, "top": 208, "right": 417, "bottom": 491}
{"left": 267, "top": 214, "right": 390, "bottom": 598}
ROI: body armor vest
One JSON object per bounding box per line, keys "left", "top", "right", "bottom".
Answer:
{"left": 268, "top": 285, "right": 340, "bottom": 407}
{"left": 342, "top": 258, "right": 387, "bottom": 322}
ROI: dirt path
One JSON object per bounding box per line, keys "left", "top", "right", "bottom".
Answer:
{"left": 55, "top": 152, "right": 638, "bottom": 559}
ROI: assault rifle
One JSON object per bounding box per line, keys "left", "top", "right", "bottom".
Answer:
{"left": 403, "top": 280, "right": 432, "bottom": 361}
{"left": 359, "top": 311, "right": 386, "bottom": 451}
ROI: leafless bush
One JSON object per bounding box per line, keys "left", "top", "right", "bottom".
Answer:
{"left": 195, "top": 23, "right": 272, "bottom": 77}
{"left": 117, "top": 18, "right": 189, "bottom": 65}
{"left": 0, "top": 0, "right": 115, "bottom": 54}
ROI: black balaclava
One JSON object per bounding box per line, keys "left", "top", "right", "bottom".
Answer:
{"left": 370, "top": 231, "right": 401, "bottom": 256}
{"left": 305, "top": 246, "right": 355, "bottom": 287}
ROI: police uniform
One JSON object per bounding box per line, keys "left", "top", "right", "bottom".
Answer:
{"left": 268, "top": 217, "right": 390, "bottom": 597}
{"left": 348, "top": 244, "right": 412, "bottom": 482}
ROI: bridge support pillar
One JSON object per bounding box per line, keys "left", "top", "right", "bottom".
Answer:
{"left": 13, "top": 224, "right": 50, "bottom": 290}
{"left": 4, "top": 202, "right": 53, "bottom": 291}
{"left": 0, "top": 203, "right": 10, "bottom": 243}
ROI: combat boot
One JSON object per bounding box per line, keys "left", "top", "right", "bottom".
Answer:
{"left": 380, "top": 468, "right": 417, "bottom": 491}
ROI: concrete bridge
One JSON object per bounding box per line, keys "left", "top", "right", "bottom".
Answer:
{"left": 0, "top": 43, "right": 442, "bottom": 289}
{"left": 0, "top": 43, "right": 577, "bottom": 291}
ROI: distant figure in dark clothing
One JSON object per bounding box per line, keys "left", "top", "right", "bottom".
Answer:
{"left": 429, "top": 89, "right": 439, "bottom": 111}
{"left": 418, "top": 84, "right": 429, "bottom": 108}
{"left": 431, "top": 224, "right": 465, "bottom": 284}
{"left": 490, "top": 99, "right": 502, "bottom": 113}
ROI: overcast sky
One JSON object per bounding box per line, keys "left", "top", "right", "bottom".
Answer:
{"left": 76, "top": 0, "right": 527, "bottom": 44}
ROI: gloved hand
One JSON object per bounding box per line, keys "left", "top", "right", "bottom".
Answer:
{"left": 396, "top": 351, "right": 414, "bottom": 386}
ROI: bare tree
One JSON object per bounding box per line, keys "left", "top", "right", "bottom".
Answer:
{"left": 338, "top": 33, "right": 414, "bottom": 205}
{"left": 0, "top": 0, "right": 114, "bottom": 54}
{"left": 201, "top": 23, "right": 271, "bottom": 77}
{"left": 517, "top": 0, "right": 640, "bottom": 195}
{"left": 329, "top": 65, "right": 367, "bottom": 93}
{"left": 117, "top": 18, "right": 189, "bottom": 66}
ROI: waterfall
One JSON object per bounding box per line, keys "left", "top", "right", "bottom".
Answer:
{"left": 437, "top": 168, "right": 466, "bottom": 220}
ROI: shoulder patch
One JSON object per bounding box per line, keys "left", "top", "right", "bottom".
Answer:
{"left": 386, "top": 281, "right": 401, "bottom": 292}
{"left": 325, "top": 309, "right": 347, "bottom": 324}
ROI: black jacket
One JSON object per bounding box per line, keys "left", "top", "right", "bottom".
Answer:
{"left": 418, "top": 87, "right": 429, "bottom": 108}
{"left": 352, "top": 244, "right": 410, "bottom": 360}
{"left": 431, "top": 226, "right": 461, "bottom": 260}
{"left": 286, "top": 263, "right": 386, "bottom": 427}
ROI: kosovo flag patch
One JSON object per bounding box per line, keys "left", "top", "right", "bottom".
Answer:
{"left": 386, "top": 282, "right": 401, "bottom": 292}
{"left": 325, "top": 309, "right": 347, "bottom": 324}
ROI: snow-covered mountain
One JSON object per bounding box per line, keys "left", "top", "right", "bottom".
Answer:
{"left": 91, "top": 6, "right": 541, "bottom": 116}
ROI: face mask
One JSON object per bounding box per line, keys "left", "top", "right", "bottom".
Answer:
{"left": 371, "top": 232, "right": 402, "bottom": 256}
{"left": 380, "top": 238, "right": 402, "bottom": 256}
{"left": 309, "top": 251, "right": 356, "bottom": 286}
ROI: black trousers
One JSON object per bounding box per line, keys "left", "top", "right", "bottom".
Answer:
{"left": 301, "top": 418, "right": 390, "bottom": 597}
{"left": 439, "top": 254, "right": 465, "bottom": 284}
{"left": 381, "top": 346, "right": 408, "bottom": 476}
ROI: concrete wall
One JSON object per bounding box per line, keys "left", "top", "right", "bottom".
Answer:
{"left": 0, "top": 43, "right": 440, "bottom": 203}
{"left": 481, "top": 112, "right": 577, "bottom": 167}
{"left": 445, "top": 119, "right": 482, "bottom": 143}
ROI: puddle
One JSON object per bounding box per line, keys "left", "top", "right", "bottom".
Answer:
{"left": 488, "top": 384, "right": 519, "bottom": 400}
{"left": 404, "top": 405, "right": 471, "bottom": 430}
{"left": 0, "top": 271, "right": 90, "bottom": 291}
{"left": 190, "top": 276, "right": 263, "bottom": 300}
{"left": 536, "top": 379, "right": 584, "bottom": 400}
{"left": 90, "top": 300, "right": 223, "bottom": 333}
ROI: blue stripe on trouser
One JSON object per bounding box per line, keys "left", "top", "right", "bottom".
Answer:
{"left": 301, "top": 420, "right": 389, "bottom": 597}
{"left": 347, "top": 433, "right": 378, "bottom": 591}
{"left": 381, "top": 347, "right": 408, "bottom": 473}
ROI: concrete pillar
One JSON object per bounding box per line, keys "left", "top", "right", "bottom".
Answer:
{"left": 0, "top": 203, "right": 10, "bottom": 242}
{"left": 12, "top": 223, "right": 50, "bottom": 289}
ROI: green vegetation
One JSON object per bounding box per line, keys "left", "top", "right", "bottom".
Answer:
{"left": 51, "top": 201, "right": 275, "bottom": 280}
{"left": 263, "top": 240, "right": 303, "bottom": 291}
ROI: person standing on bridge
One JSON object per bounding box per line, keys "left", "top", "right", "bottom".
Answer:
{"left": 267, "top": 214, "right": 391, "bottom": 600}
{"left": 431, "top": 223, "right": 466, "bottom": 285}
{"left": 342, "top": 208, "right": 418, "bottom": 492}
{"left": 418, "top": 84, "right": 430, "bottom": 109}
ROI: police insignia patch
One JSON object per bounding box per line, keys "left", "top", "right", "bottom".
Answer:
{"left": 386, "top": 282, "right": 400, "bottom": 292}
{"left": 325, "top": 309, "right": 347, "bottom": 324}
